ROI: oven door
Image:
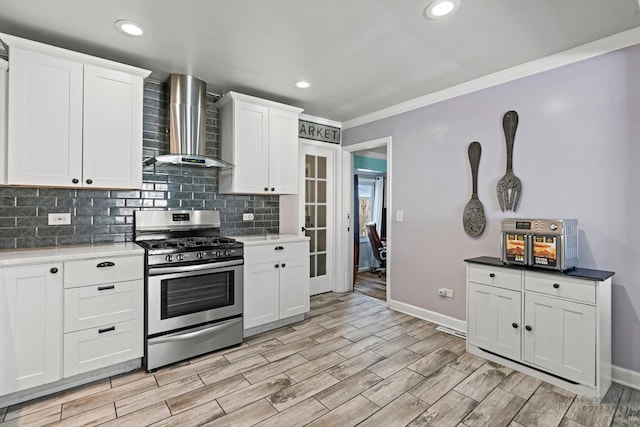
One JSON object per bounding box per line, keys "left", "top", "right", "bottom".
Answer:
{"left": 531, "top": 234, "right": 561, "bottom": 270}
{"left": 501, "top": 232, "right": 529, "bottom": 265}
{"left": 147, "top": 259, "right": 243, "bottom": 336}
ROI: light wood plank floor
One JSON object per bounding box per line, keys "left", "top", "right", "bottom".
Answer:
{"left": 1, "top": 292, "right": 638, "bottom": 427}
{"left": 354, "top": 271, "right": 386, "bottom": 301}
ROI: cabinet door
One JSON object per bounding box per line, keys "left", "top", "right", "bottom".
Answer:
{"left": 83, "top": 65, "right": 143, "bottom": 189}
{"left": 232, "top": 101, "right": 269, "bottom": 193}
{"left": 467, "top": 282, "right": 522, "bottom": 360}
{"left": 244, "top": 261, "right": 280, "bottom": 329}
{"left": 268, "top": 107, "right": 299, "bottom": 194}
{"left": 0, "top": 263, "right": 63, "bottom": 395}
{"left": 8, "top": 48, "right": 83, "bottom": 186}
{"left": 279, "top": 256, "right": 310, "bottom": 319}
{"left": 523, "top": 293, "right": 596, "bottom": 386}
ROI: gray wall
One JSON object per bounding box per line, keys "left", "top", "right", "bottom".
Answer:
{"left": 0, "top": 80, "right": 279, "bottom": 249}
{"left": 343, "top": 45, "right": 640, "bottom": 373}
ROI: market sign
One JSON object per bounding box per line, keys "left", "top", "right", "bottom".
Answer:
{"left": 298, "top": 120, "right": 341, "bottom": 144}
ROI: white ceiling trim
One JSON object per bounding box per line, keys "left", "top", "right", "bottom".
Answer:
{"left": 343, "top": 26, "right": 640, "bottom": 130}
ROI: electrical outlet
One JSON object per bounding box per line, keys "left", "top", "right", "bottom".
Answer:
{"left": 242, "top": 213, "right": 255, "bottom": 221}
{"left": 438, "top": 288, "right": 454, "bottom": 298}
{"left": 48, "top": 213, "right": 71, "bottom": 225}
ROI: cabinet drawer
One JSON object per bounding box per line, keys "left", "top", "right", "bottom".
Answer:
{"left": 468, "top": 264, "right": 522, "bottom": 291}
{"left": 64, "top": 279, "right": 143, "bottom": 333}
{"left": 65, "top": 255, "right": 143, "bottom": 288}
{"left": 524, "top": 272, "right": 596, "bottom": 304}
{"left": 63, "top": 318, "right": 143, "bottom": 377}
{"left": 244, "top": 241, "right": 309, "bottom": 264}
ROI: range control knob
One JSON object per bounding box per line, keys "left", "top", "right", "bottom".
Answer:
{"left": 197, "top": 252, "right": 204, "bottom": 260}
{"left": 224, "top": 249, "right": 231, "bottom": 256}
{"left": 176, "top": 254, "right": 184, "bottom": 261}
{"left": 165, "top": 255, "right": 173, "bottom": 262}
{"left": 215, "top": 250, "right": 222, "bottom": 257}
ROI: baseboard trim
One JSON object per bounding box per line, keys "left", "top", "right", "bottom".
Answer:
{"left": 612, "top": 365, "right": 640, "bottom": 391}
{"left": 388, "top": 299, "right": 466, "bottom": 334}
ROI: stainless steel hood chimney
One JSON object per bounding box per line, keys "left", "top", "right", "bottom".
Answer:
{"left": 146, "top": 74, "right": 231, "bottom": 168}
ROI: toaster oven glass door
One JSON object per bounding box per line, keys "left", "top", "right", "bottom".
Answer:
{"left": 531, "top": 235, "right": 559, "bottom": 268}
{"left": 504, "top": 232, "right": 528, "bottom": 264}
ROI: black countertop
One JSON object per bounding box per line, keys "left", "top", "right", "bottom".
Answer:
{"left": 465, "top": 256, "right": 615, "bottom": 281}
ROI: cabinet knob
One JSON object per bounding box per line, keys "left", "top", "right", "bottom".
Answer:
{"left": 525, "top": 325, "right": 532, "bottom": 331}
{"left": 72, "top": 178, "right": 79, "bottom": 184}
{"left": 553, "top": 283, "right": 560, "bottom": 289}
{"left": 264, "top": 187, "right": 269, "bottom": 192}
{"left": 512, "top": 322, "right": 518, "bottom": 329}
{"left": 281, "top": 263, "right": 286, "bottom": 268}
{"left": 489, "top": 273, "right": 496, "bottom": 278}
{"left": 50, "top": 267, "right": 58, "bottom": 274}
{"left": 275, "top": 264, "right": 280, "bottom": 268}
{"left": 270, "top": 187, "right": 275, "bottom": 192}
{"left": 86, "top": 179, "right": 93, "bottom": 185}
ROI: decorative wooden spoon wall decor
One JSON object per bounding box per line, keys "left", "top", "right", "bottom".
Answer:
{"left": 463, "top": 142, "right": 486, "bottom": 237}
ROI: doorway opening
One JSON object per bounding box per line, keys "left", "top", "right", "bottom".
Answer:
{"left": 341, "top": 137, "right": 391, "bottom": 303}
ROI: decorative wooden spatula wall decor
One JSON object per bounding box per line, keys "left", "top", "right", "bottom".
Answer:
{"left": 463, "top": 141, "right": 486, "bottom": 237}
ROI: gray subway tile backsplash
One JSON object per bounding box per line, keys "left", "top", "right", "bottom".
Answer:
{"left": 0, "top": 80, "right": 280, "bottom": 249}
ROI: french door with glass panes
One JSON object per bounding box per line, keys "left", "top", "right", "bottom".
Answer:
{"left": 300, "top": 143, "right": 335, "bottom": 295}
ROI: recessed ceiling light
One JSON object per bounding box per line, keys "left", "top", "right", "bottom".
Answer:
{"left": 115, "top": 20, "right": 144, "bottom": 36}
{"left": 424, "top": 0, "right": 460, "bottom": 19}
{"left": 295, "top": 81, "right": 310, "bottom": 89}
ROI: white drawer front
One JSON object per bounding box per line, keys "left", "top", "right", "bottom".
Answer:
{"left": 63, "top": 318, "right": 143, "bottom": 377}
{"left": 524, "top": 272, "right": 596, "bottom": 304}
{"left": 65, "top": 255, "right": 143, "bottom": 288}
{"left": 64, "top": 279, "right": 143, "bottom": 333}
{"left": 244, "top": 241, "right": 309, "bottom": 264}
{"left": 468, "top": 264, "right": 522, "bottom": 291}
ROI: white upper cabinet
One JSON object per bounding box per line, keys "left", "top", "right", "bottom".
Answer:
{"left": 0, "top": 58, "right": 7, "bottom": 185}
{"left": 216, "top": 91, "right": 303, "bottom": 195}
{"left": 1, "top": 33, "right": 150, "bottom": 189}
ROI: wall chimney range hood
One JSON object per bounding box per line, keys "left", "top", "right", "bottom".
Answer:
{"left": 144, "top": 74, "right": 231, "bottom": 168}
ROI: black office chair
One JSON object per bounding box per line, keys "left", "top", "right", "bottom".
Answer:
{"left": 365, "top": 223, "right": 386, "bottom": 277}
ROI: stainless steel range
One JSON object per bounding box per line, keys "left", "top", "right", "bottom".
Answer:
{"left": 133, "top": 209, "right": 243, "bottom": 371}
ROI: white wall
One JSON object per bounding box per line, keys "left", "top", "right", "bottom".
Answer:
{"left": 343, "top": 44, "right": 640, "bottom": 373}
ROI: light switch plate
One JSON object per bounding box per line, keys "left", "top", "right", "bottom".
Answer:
{"left": 48, "top": 213, "right": 71, "bottom": 225}
{"left": 395, "top": 210, "right": 404, "bottom": 222}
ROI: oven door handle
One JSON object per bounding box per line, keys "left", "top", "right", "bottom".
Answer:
{"left": 148, "top": 259, "right": 243, "bottom": 276}
{"left": 148, "top": 318, "right": 241, "bottom": 344}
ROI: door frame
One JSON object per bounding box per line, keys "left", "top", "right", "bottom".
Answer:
{"left": 337, "top": 136, "right": 392, "bottom": 302}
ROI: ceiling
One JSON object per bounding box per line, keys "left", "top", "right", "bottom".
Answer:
{"left": 1, "top": 0, "right": 640, "bottom": 124}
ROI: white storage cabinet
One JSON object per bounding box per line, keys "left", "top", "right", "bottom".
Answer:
{"left": 63, "top": 255, "right": 144, "bottom": 377}
{"left": 0, "top": 33, "right": 150, "bottom": 189}
{"left": 216, "top": 91, "right": 303, "bottom": 195}
{"left": 466, "top": 259, "right": 612, "bottom": 399}
{"left": 0, "top": 58, "right": 7, "bottom": 184}
{"left": 0, "top": 263, "right": 63, "bottom": 395}
{"left": 244, "top": 241, "right": 310, "bottom": 330}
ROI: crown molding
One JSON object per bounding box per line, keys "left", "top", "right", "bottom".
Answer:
{"left": 343, "top": 26, "right": 640, "bottom": 130}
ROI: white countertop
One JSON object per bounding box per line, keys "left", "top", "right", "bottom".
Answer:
{"left": 0, "top": 242, "right": 144, "bottom": 267}
{"left": 233, "top": 234, "right": 310, "bottom": 246}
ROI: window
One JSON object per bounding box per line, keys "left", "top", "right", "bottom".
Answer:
{"left": 358, "top": 178, "right": 375, "bottom": 236}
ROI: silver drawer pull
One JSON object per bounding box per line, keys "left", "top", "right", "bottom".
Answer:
{"left": 97, "top": 261, "right": 116, "bottom": 268}
{"left": 98, "top": 285, "right": 115, "bottom": 291}
{"left": 98, "top": 326, "right": 115, "bottom": 334}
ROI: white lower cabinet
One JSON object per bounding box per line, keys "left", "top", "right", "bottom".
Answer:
{"left": 243, "top": 239, "right": 310, "bottom": 331}
{"left": 0, "top": 263, "right": 63, "bottom": 395}
{"left": 466, "top": 260, "right": 611, "bottom": 399}
{"left": 63, "top": 255, "right": 143, "bottom": 377}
